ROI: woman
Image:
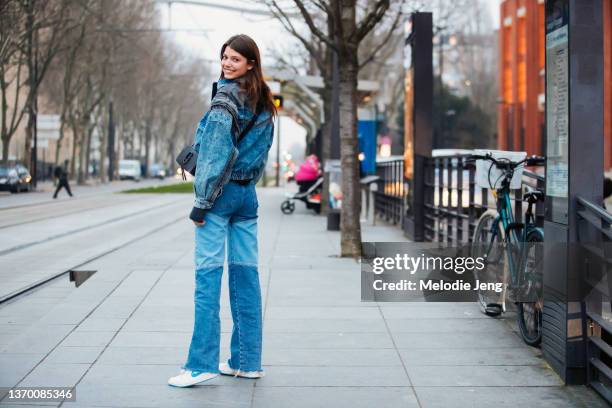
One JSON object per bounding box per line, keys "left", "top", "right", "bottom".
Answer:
{"left": 168, "top": 34, "right": 276, "bottom": 387}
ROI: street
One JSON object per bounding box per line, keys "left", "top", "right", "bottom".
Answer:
{"left": 0, "top": 183, "right": 606, "bottom": 407}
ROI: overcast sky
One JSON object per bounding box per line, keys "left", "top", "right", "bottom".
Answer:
{"left": 158, "top": 0, "right": 502, "bottom": 163}
{"left": 159, "top": 0, "right": 502, "bottom": 73}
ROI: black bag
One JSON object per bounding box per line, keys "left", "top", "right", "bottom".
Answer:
{"left": 176, "top": 146, "right": 199, "bottom": 179}
{"left": 176, "top": 82, "right": 261, "bottom": 180}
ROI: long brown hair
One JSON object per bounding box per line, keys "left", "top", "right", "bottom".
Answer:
{"left": 220, "top": 34, "right": 277, "bottom": 118}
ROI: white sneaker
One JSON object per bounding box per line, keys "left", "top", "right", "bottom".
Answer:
{"left": 219, "top": 362, "right": 265, "bottom": 379}
{"left": 168, "top": 369, "right": 218, "bottom": 387}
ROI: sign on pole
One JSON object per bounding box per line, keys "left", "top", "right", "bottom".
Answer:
{"left": 37, "top": 114, "right": 61, "bottom": 141}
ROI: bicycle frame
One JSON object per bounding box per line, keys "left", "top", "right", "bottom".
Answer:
{"left": 488, "top": 184, "right": 543, "bottom": 290}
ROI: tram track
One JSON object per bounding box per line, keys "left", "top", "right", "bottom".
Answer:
{"left": 0, "top": 210, "right": 185, "bottom": 305}
{"left": 0, "top": 199, "right": 181, "bottom": 256}
{"left": 0, "top": 194, "right": 190, "bottom": 305}
{"left": 0, "top": 196, "right": 133, "bottom": 230}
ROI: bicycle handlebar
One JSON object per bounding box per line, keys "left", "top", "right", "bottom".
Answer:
{"left": 467, "top": 153, "right": 546, "bottom": 169}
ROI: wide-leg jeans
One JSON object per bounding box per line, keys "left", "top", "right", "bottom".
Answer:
{"left": 184, "top": 181, "right": 262, "bottom": 373}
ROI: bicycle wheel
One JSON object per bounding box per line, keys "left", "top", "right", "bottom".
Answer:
{"left": 517, "top": 229, "right": 543, "bottom": 346}
{"left": 471, "top": 209, "right": 506, "bottom": 316}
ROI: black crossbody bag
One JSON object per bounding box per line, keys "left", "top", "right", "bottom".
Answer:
{"left": 176, "top": 82, "right": 260, "bottom": 180}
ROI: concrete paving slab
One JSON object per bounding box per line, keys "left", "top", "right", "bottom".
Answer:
{"left": 254, "top": 366, "right": 410, "bottom": 387}
{"left": 95, "top": 347, "right": 188, "bottom": 366}
{"left": 18, "top": 363, "right": 90, "bottom": 387}
{"left": 0, "top": 325, "right": 75, "bottom": 354}
{"left": 414, "top": 386, "right": 609, "bottom": 408}
{"left": 399, "top": 347, "right": 544, "bottom": 366}
{"left": 406, "top": 365, "right": 562, "bottom": 387}
{"left": 60, "top": 331, "right": 116, "bottom": 348}
{"left": 391, "top": 331, "right": 526, "bottom": 349}
{"left": 45, "top": 346, "right": 105, "bottom": 364}
{"left": 262, "top": 318, "right": 388, "bottom": 333}
{"left": 262, "top": 332, "right": 394, "bottom": 350}
{"left": 252, "top": 387, "right": 419, "bottom": 408}
{"left": 108, "top": 331, "right": 230, "bottom": 349}
{"left": 0, "top": 354, "right": 46, "bottom": 387}
{"left": 73, "top": 318, "right": 126, "bottom": 332}
{"left": 59, "top": 383, "right": 253, "bottom": 408}
{"left": 384, "top": 317, "right": 512, "bottom": 333}
{"left": 262, "top": 348, "right": 402, "bottom": 367}
{"left": 265, "top": 306, "right": 381, "bottom": 320}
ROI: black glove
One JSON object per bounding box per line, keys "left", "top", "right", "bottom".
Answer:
{"left": 189, "top": 207, "right": 207, "bottom": 223}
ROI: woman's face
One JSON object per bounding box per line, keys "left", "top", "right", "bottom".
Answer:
{"left": 221, "top": 46, "right": 253, "bottom": 79}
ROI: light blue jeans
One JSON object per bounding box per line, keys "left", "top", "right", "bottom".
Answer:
{"left": 184, "top": 181, "right": 262, "bottom": 373}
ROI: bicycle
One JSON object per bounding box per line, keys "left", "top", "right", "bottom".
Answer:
{"left": 469, "top": 153, "right": 546, "bottom": 346}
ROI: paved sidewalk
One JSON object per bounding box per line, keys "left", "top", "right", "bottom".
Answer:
{"left": 0, "top": 187, "right": 606, "bottom": 407}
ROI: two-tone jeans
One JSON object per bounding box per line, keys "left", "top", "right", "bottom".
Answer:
{"left": 183, "top": 181, "right": 262, "bottom": 373}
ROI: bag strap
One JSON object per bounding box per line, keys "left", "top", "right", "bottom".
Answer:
{"left": 210, "top": 81, "right": 261, "bottom": 146}
{"left": 236, "top": 104, "right": 261, "bottom": 145}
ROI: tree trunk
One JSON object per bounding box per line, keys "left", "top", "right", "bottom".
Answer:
{"left": 144, "top": 118, "right": 152, "bottom": 177}
{"left": 99, "top": 113, "right": 107, "bottom": 183}
{"left": 70, "top": 119, "right": 79, "bottom": 178}
{"left": 1, "top": 74, "right": 10, "bottom": 165}
{"left": 338, "top": 45, "right": 362, "bottom": 258}
{"left": 23, "top": 0, "right": 35, "bottom": 171}
{"left": 77, "top": 114, "right": 89, "bottom": 184}
{"left": 320, "top": 61, "right": 334, "bottom": 216}
{"left": 2, "top": 137, "right": 9, "bottom": 165}
{"left": 55, "top": 121, "right": 65, "bottom": 166}
{"left": 84, "top": 122, "right": 94, "bottom": 182}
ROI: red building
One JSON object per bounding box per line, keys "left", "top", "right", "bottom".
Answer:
{"left": 499, "top": 0, "right": 612, "bottom": 170}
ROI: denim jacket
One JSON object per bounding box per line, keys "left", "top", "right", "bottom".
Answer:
{"left": 192, "top": 78, "right": 275, "bottom": 210}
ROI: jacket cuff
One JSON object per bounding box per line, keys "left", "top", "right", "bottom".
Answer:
{"left": 193, "top": 197, "right": 213, "bottom": 210}
{"left": 189, "top": 207, "right": 207, "bottom": 223}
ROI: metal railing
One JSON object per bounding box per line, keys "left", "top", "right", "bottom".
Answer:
{"left": 373, "top": 156, "right": 407, "bottom": 225}
{"left": 373, "top": 154, "right": 546, "bottom": 243}
{"left": 423, "top": 154, "right": 545, "bottom": 245}
{"left": 576, "top": 196, "right": 612, "bottom": 404}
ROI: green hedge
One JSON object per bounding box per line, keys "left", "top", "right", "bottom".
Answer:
{"left": 122, "top": 182, "right": 193, "bottom": 194}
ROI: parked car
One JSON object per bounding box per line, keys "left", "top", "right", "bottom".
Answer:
{"left": 0, "top": 164, "right": 32, "bottom": 193}
{"left": 149, "top": 163, "right": 167, "bottom": 179}
{"left": 118, "top": 160, "right": 142, "bottom": 181}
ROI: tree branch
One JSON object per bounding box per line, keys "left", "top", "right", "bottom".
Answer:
{"left": 290, "top": 0, "right": 337, "bottom": 51}
{"left": 354, "top": 0, "right": 391, "bottom": 43}
{"left": 311, "top": 0, "right": 331, "bottom": 15}
{"left": 266, "top": 0, "right": 326, "bottom": 71}
{"left": 358, "top": 5, "right": 403, "bottom": 70}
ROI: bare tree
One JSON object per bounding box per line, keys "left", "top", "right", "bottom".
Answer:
{"left": 0, "top": 0, "right": 27, "bottom": 164}
{"left": 21, "top": 0, "right": 72, "bottom": 171}
{"left": 267, "top": 0, "right": 404, "bottom": 257}
{"left": 266, "top": 0, "right": 402, "bottom": 257}
{"left": 0, "top": 0, "right": 230, "bottom": 184}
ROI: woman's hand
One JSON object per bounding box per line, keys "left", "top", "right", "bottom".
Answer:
{"left": 190, "top": 207, "right": 207, "bottom": 227}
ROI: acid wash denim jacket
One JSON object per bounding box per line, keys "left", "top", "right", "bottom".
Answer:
{"left": 192, "top": 78, "right": 275, "bottom": 210}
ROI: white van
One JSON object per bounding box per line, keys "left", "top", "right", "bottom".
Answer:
{"left": 119, "top": 160, "right": 142, "bottom": 181}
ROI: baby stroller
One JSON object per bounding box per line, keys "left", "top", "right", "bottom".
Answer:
{"left": 281, "top": 176, "right": 323, "bottom": 214}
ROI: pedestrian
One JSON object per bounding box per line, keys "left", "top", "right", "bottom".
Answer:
{"left": 53, "top": 160, "right": 73, "bottom": 199}
{"left": 168, "top": 34, "right": 276, "bottom": 388}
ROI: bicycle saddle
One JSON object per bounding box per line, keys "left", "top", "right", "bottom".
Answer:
{"left": 523, "top": 185, "right": 544, "bottom": 203}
